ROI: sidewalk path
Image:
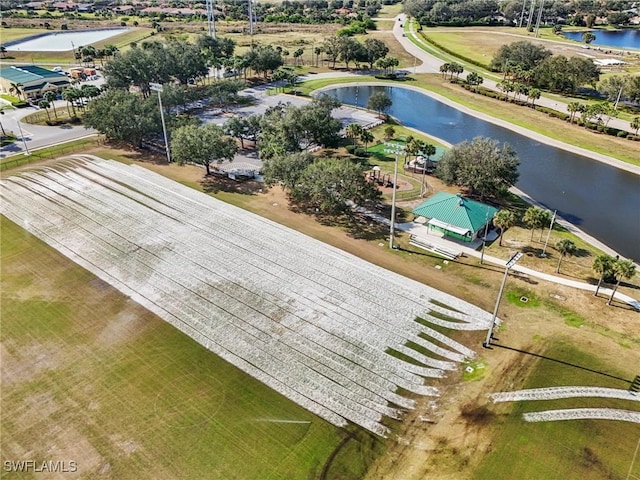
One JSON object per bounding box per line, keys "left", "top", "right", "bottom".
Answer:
{"left": 351, "top": 203, "right": 639, "bottom": 309}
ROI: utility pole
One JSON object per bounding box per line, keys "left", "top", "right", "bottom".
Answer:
{"left": 480, "top": 208, "right": 491, "bottom": 265}
{"left": 206, "top": 0, "right": 216, "bottom": 39}
{"left": 614, "top": 85, "right": 623, "bottom": 110}
{"left": 534, "top": 0, "right": 545, "bottom": 38}
{"left": 150, "top": 83, "right": 171, "bottom": 164}
{"left": 483, "top": 252, "right": 522, "bottom": 348}
{"left": 540, "top": 209, "right": 556, "bottom": 257}
{"left": 384, "top": 142, "right": 406, "bottom": 249}
{"left": 518, "top": 0, "right": 527, "bottom": 28}
{"left": 526, "top": 0, "right": 536, "bottom": 30}
{"left": 389, "top": 153, "right": 399, "bottom": 249}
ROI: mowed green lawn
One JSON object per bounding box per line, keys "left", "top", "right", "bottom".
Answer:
{"left": 0, "top": 27, "right": 49, "bottom": 42}
{"left": 0, "top": 215, "right": 374, "bottom": 479}
{"left": 474, "top": 340, "right": 640, "bottom": 480}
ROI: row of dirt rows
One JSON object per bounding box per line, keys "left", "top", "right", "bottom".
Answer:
{"left": 0, "top": 156, "right": 495, "bottom": 436}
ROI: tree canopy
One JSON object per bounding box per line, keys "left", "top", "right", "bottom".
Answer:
{"left": 264, "top": 153, "right": 380, "bottom": 215}
{"left": 84, "top": 89, "right": 160, "bottom": 147}
{"left": 490, "top": 41, "right": 552, "bottom": 73}
{"left": 257, "top": 96, "right": 342, "bottom": 159}
{"left": 367, "top": 91, "right": 392, "bottom": 118}
{"left": 171, "top": 123, "right": 238, "bottom": 175}
{"left": 435, "top": 137, "right": 520, "bottom": 200}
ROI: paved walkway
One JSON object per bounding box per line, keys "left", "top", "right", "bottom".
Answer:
{"left": 352, "top": 204, "right": 639, "bottom": 309}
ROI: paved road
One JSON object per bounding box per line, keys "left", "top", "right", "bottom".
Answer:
{"left": 392, "top": 14, "right": 636, "bottom": 134}
{"left": 0, "top": 104, "right": 95, "bottom": 158}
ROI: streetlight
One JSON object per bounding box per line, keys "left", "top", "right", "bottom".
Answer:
{"left": 149, "top": 82, "right": 171, "bottom": 164}
{"left": 383, "top": 142, "right": 406, "bottom": 249}
{"left": 483, "top": 251, "right": 522, "bottom": 348}
{"left": 479, "top": 207, "right": 491, "bottom": 265}
{"left": 540, "top": 209, "right": 557, "bottom": 258}
{"left": 1, "top": 111, "right": 30, "bottom": 155}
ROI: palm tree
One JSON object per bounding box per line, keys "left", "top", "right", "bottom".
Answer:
{"left": 555, "top": 239, "right": 576, "bottom": 273}
{"left": 345, "top": 123, "right": 362, "bottom": 146}
{"left": 592, "top": 254, "right": 615, "bottom": 297}
{"left": 607, "top": 259, "right": 636, "bottom": 306}
{"left": 493, "top": 209, "right": 517, "bottom": 246}
{"left": 44, "top": 91, "right": 58, "bottom": 119}
{"left": 568, "top": 102, "right": 581, "bottom": 123}
{"left": 0, "top": 45, "right": 7, "bottom": 58}
{"left": 9, "top": 82, "right": 24, "bottom": 100}
{"left": 38, "top": 100, "right": 51, "bottom": 122}
{"left": 631, "top": 116, "right": 640, "bottom": 135}
{"left": 523, "top": 206, "right": 546, "bottom": 241}
{"left": 360, "top": 129, "right": 374, "bottom": 151}
{"left": 439, "top": 63, "right": 450, "bottom": 79}
{"left": 528, "top": 88, "right": 541, "bottom": 106}
{"left": 62, "top": 88, "right": 80, "bottom": 117}
{"left": 466, "top": 72, "right": 483, "bottom": 89}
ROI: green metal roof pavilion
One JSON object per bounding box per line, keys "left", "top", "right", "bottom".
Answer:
{"left": 412, "top": 192, "right": 498, "bottom": 235}
{"left": 0, "top": 65, "right": 67, "bottom": 84}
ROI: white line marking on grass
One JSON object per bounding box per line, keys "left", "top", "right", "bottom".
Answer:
{"left": 523, "top": 408, "right": 640, "bottom": 423}
{"left": 490, "top": 387, "right": 640, "bottom": 403}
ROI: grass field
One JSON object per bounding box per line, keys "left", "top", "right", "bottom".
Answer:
{"left": 0, "top": 27, "right": 49, "bottom": 42}
{"left": 475, "top": 340, "right": 640, "bottom": 480}
{"left": 0, "top": 214, "right": 380, "bottom": 479}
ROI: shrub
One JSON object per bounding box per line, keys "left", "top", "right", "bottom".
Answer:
{"left": 345, "top": 144, "right": 357, "bottom": 153}
{"left": 61, "top": 23, "right": 68, "bottom": 30}
{"left": 616, "top": 130, "right": 628, "bottom": 138}
{"left": 354, "top": 147, "right": 369, "bottom": 157}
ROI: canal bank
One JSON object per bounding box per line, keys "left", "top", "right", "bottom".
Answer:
{"left": 313, "top": 82, "right": 640, "bottom": 260}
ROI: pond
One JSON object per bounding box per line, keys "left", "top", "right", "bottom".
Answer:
{"left": 323, "top": 85, "right": 640, "bottom": 260}
{"left": 562, "top": 29, "right": 640, "bottom": 49}
{"left": 5, "top": 28, "right": 129, "bottom": 52}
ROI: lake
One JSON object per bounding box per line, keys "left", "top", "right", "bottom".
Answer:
{"left": 5, "top": 28, "right": 129, "bottom": 52}
{"left": 323, "top": 85, "right": 640, "bottom": 260}
{"left": 562, "top": 29, "right": 640, "bottom": 49}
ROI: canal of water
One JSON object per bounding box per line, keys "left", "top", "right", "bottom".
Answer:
{"left": 323, "top": 85, "right": 640, "bottom": 260}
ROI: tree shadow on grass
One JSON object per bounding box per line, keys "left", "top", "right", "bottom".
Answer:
{"left": 200, "top": 175, "right": 263, "bottom": 195}
{"left": 316, "top": 212, "right": 390, "bottom": 241}
{"left": 490, "top": 343, "right": 633, "bottom": 384}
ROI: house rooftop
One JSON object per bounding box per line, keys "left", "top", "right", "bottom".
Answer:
{"left": 412, "top": 192, "right": 498, "bottom": 233}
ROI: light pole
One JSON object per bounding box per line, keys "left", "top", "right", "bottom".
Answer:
{"left": 149, "top": 82, "right": 171, "bottom": 164}
{"left": 1, "top": 111, "right": 30, "bottom": 155}
{"left": 483, "top": 252, "right": 522, "bottom": 348}
{"left": 540, "top": 209, "right": 557, "bottom": 257}
{"left": 384, "top": 142, "right": 406, "bottom": 249}
{"left": 480, "top": 207, "right": 491, "bottom": 265}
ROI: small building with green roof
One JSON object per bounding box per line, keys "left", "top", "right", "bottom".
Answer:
{"left": 412, "top": 192, "right": 498, "bottom": 243}
{"left": 0, "top": 65, "right": 70, "bottom": 100}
